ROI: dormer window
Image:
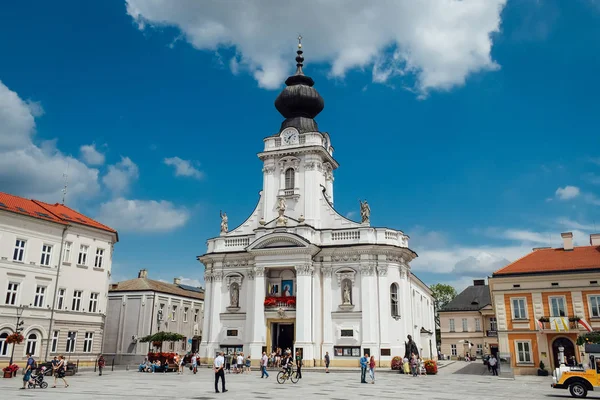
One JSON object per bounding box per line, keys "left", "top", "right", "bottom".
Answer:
{"left": 285, "top": 168, "right": 295, "bottom": 190}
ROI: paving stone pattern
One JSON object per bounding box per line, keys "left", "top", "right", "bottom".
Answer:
{"left": 0, "top": 365, "right": 577, "bottom": 400}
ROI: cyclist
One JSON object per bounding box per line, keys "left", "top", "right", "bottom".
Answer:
{"left": 282, "top": 352, "right": 294, "bottom": 376}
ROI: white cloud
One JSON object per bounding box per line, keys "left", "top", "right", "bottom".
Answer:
{"left": 102, "top": 156, "right": 139, "bottom": 194}
{"left": 555, "top": 185, "right": 580, "bottom": 200}
{"left": 80, "top": 143, "right": 106, "bottom": 166}
{"left": 96, "top": 197, "right": 190, "bottom": 233}
{"left": 163, "top": 156, "right": 204, "bottom": 179}
{"left": 125, "top": 0, "right": 506, "bottom": 96}
{"left": 0, "top": 80, "right": 100, "bottom": 203}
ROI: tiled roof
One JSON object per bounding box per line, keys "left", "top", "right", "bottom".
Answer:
{"left": 493, "top": 245, "right": 600, "bottom": 276}
{"left": 440, "top": 284, "right": 491, "bottom": 312}
{"left": 110, "top": 278, "right": 204, "bottom": 300}
{"left": 0, "top": 192, "right": 117, "bottom": 236}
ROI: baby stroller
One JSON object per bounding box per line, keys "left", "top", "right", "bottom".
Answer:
{"left": 28, "top": 366, "right": 49, "bottom": 389}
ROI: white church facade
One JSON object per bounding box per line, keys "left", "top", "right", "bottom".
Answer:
{"left": 198, "top": 41, "right": 436, "bottom": 367}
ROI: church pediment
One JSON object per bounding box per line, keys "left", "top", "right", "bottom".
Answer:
{"left": 247, "top": 232, "right": 310, "bottom": 251}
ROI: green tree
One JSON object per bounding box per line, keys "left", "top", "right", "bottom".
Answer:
{"left": 430, "top": 283, "right": 457, "bottom": 328}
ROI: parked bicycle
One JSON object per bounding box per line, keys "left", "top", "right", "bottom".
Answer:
{"left": 276, "top": 366, "right": 299, "bottom": 384}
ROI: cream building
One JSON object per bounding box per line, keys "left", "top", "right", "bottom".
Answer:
{"left": 439, "top": 279, "right": 498, "bottom": 360}
{"left": 198, "top": 42, "right": 436, "bottom": 367}
{"left": 0, "top": 192, "right": 118, "bottom": 367}
{"left": 103, "top": 269, "right": 204, "bottom": 364}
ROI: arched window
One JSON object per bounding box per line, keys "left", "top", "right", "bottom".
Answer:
{"left": 285, "top": 168, "right": 295, "bottom": 190}
{"left": 0, "top": 332, "right": 8, "bottom": 356}
{"left": 26, "top": 332, "right": 38, "bottom": 356}
{"left": 390, "top": 283, "right": 399, "bottom": 318}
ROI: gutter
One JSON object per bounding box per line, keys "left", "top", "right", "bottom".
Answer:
{"left": 45, "top": 224, "right": 68, "bottom": 361}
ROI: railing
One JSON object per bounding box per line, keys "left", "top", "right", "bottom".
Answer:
{"left": 264, "top": 296, "right": 296, "bottom": 309}
{"left": 224, "top": 237, "right": 250, "bottom": 247}
{"left": 486, "top": 330, "right": 498, "bottom": 337}
{"left": 385, "top": 230, "right": 399, "bottom": 240}
{"left": 331, "top": 230, "right": 361, "bottom": 241}
{"left": 539, "top": 319, "right": 579, "bottom": 331}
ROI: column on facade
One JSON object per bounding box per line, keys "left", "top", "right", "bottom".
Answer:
{"left": 244, "top": 268, "right": 256, "bottom": 352}
{"left": 200, "top": 272, "right": 212, "bottom": 351}
{"left": 295, "top": 263, "right": 314, "bottom": 361}
{"left": 399, "top": 265, "right": 412, "bottom": 346}
{"left": 312, "top": 264, "right": 323, "bottom": 365}
{"left": 249, "top": 267, "right": 266, "bottom": 359}
{"left": 359, "top": 261, "right": 379, "bottom": 356}
{"left": 208, "top": 272, "right": 223, "bottom": 348}
{"left": 376, "top": 264, "right": 390, "bottom": 348}
{"left": 321, "top": 265, "right": 333, "bottom": 359}
{"left": 262, "top": 164, "right": 275, "bottom": 221}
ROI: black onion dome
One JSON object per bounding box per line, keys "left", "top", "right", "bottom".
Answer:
{"left": 274, "top": 39, "right": 324, "bottom": 133}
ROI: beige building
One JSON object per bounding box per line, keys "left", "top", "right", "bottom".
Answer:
{"left": 489, "top": 232, "right": 600, "bottom": 375}
{"left": 439, "top": 279, "right": 498, "bottom": 359}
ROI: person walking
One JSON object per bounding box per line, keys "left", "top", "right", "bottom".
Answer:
{"left": 214, "top": 351, "right": 227, "bottom": 393}
{"left": 225, "top": 352, "right": 231, "bottom": 374}
{"left": 192, "top": 353, "right": 198, "bottom": 374}
{"left": 245, "top": 355, "right": 251, "bottom": 373}
{"left": 368, "top": 355, "right": 376, "bottom": 384}
{"left": 237, "top": 352, "right": 244, "bottom": 374}
{"left": 359, "top": 353, "right": 368, "bottom": 384}
{"left": 232, "top": 352, "right": 238, "bottom": 374}
{"left": 98, "top": 354, "right": 105, "bottom": 376}
{"left": 489, "top": 354, "right": 498, "bottom": 376}
{"left": 260, "top": 352, "right": 269, "bottom": 378}
{"left": 324, "top": 351, "right": 330, "bottom": 373}
{"left": 53, "top": 355, "right": 69, "bottom": 388}
{"left": 178, "top": 353, "right": 185, "bottom": 374}
{"left": 295, "top": 350, "right": 303, "bottom": 379}
{"left": 21, "top": 352, "right": 35, "bottom": 389}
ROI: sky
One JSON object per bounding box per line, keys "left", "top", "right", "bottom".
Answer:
{"left": 1, "top": 0, "right": 600, "bottom": 291}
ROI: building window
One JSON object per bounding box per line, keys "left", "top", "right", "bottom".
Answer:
{"left": 183, "top": 307, "right": 188, "bottom": 322}
{"left": 33, "top": 286, "right": 46, "bottom": 308}
{"left": 462, "top": 318, "right": 468, "bottom": 332}
{"left": 490, "top": 317, "right": 497, "bottom": 331}
{"left": 550, "top": 296, "right": 567, "bottom": 317}
{"left": 78, "top": 245, "right": 88, "bottom": 265}
{"left": 334, "top": 346, "right": 361, "bottom": 357}
{"left": 51, "top": 331, "right": 59, "bottom": 353}
{"left": 26, "top": 333, "right": 39, "bottom": 356}
{"left": 171, "top": 305, "right": 177, "bottom": 321}
{"left": 515, "top": 341, "right": 532, "bottom": 364}
{"left": 511, "top": 298, "right": 527, "bottom": 319}
{"left": 284, "top": 168, "right": 295, "bottom": 189}
{"left": 63, "top": 242, "right": 72, "bottom": 263}
{"left": 449, "top": 319, "right": 455, "bottom": 332}
{"left": 5, "top": 282, "right": 19, "bottom": 305}
{"left": 340, "top": 329, "right": 354, "bottom": 337}
{"left": 0, "top": 332, "right": 9, "bottom": 356}
{"left": 476, "top": 344, "right": 483, "bottom": 355}
{"left": 89, "top": 292, "right": 99, "bottom": 313}
{"left": 13, "top": 239, "right": 26, "bottom": 262}
{"left": 83, "top": 332, "right": 93, "bottom": 353}
{"left": 381, "top": 348, "right": 391, "bottom": 356}
{"left": 57, "top": 288, "right": 66, "bottom": 310}
{"left": 66, "top": 331, "right": 77, "bottom": 353}
{"left": 590, "top": 295, "right": 600, "bottom": 318}
{"left": 475, "top": 318, "right": 481, "bottom": 332}
{"left": 72, "top": 290, "right": 82, "bottom": 311}
{"left": 390, "top": 283, "right": 399, "bottom": 318}
{"left": 94, "top": 248, "right": 104, "bottom": 268}
{"left": 194, "top": 309, "right": 199, "bottom": 323}
{"left": 451, "top": 344, "right": 457, "bottom": 356}
{"left": 40, "top": 244, "right": 52, "bottom": 266}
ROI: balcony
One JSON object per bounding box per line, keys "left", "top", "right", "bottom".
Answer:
{"left": 486, "top": 330, "right": 498, "bottom": 337}
{"left": 538, "top": 317, "right": 580, "bottom": 331}
{"left": 264, "top": 296, "right": 296, "bottom": 310}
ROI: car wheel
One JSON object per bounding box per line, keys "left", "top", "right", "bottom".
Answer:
{"left": 569, "top": 382, "right": 588, "bottom": 398}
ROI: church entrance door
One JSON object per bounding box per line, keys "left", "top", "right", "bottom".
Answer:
{"left": 272, "top": 322, "right": 294, "bottom": 353}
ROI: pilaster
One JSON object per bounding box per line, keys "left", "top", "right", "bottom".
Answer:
{"left": 359, "top": 261, "right": 378, "bottom": 355}
{"left": 295, "top": 263, "right": 315, "bottom": 361}
{"left": 377, "top": 265, "right": 390, "bottom": 347}
{"left": 249, "top": 266, "right": 266, "bottom": 358}
{"left": 208, "top": 272, "right": 223, "bottom": 346}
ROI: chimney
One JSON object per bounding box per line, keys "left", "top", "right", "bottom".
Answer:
{"left": 110, "top": 283, "right": 118, "bottom": 290}
{"left": 590, "top": 233, "right": 600, "bottom": 246}
{"left": 138, "top": 269, "right": 148, "bottom": 279}
{"left": 473, "top": 279, "right": 485, "bottom": 286}
{"left": 561, "top": 232, "right": 574, "bottom": 251}
{"left": 174, "top": 277, "right": 181, "bottom": 285}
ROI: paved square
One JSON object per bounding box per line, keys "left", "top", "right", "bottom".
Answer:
{"left": 0, "top": 364, "right": 589, "bottom": 400}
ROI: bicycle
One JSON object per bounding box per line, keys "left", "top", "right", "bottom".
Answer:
{"left": 276, "top": 367, "right": 299, "bottom": 384}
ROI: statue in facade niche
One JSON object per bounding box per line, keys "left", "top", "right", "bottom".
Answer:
{"left": 230, "top": 284, "right": 239, "bottom": 308}
{"left": 277, "top": 197, "right": 287, "bottom": 214}
{"left": 359, "top": 200, "right": 370, "bottom": 223}
{"left": 342, "top": 281, "right": 352, "bottom": 305}
{"left": 404, "top": 334, "right": 419, "bottom": 359}
{"left": 220, "top": 210, "right": 228, "bottom": 233}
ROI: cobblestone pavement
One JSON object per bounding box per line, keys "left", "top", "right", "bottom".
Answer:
{"left": 1, "top": 366, "right": 590, "bottom": 400}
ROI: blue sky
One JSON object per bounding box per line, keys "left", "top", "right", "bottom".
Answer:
{"left": 1, "top": 0, "right": 599, "bottom": 290}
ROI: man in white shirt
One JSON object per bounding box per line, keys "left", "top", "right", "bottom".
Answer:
{"left": 237, "top": 353, "right": 245, "bottom": 374}
{"left": 214, "top": 352, "right": 227, "bottom": 393}
{"left": 260, "top": 352, "right": 269, "bottom": 378}
{"left": 488, "top": 355, "right": 498, "bottom": 376}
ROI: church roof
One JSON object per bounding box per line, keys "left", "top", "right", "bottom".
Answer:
{"left": 440, "top": 283, "right": 491, "bottom": 312}
{"left": 110, "top": 277, "right": 204, "bottom": 300}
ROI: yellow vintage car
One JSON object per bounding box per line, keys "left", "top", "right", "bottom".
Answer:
{"left": 552, "top": 344, "right": 600, "bottom": 398}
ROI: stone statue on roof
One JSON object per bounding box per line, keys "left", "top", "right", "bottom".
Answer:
{"left": 220, "top": 210, "right": 228, "bottom": 233}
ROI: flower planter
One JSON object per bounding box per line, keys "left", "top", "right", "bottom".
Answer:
{"left": 4, "top": 371, "right": 13, "bottom": 378}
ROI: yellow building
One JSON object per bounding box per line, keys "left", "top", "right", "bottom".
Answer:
{"left": 489, "top": 232, "right": 600, "bottom": 375}
{"left": 439, "top": 279, "right": 498, "bottom": 359}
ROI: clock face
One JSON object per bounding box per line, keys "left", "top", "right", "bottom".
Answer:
{"left": 282, "top": 128, "right": 299, "bottom": 144}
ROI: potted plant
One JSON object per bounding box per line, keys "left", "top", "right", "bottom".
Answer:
{"left": 6, "top": 333, "right": 24, "bottom": 345}
{"left": 391, "top": 356, "right": 402, "bottom": 371}
{"left": 424, "top": 359, "right": 438, "bottom": 375}
{"left": 568, "top": 316, "right": 581, "bottom": 322}
{"left": 538, "top": 316, "right": 550, "bottom": 323}
{"left": 538, "top": 361, "right": 549, "bottom": 376}
{"left": 3, "top": 364, "right": 19, "bottom": 378}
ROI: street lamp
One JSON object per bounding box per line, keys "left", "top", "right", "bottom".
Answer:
{"left": 9, "top": 306, "right": 25, "bottom": 365}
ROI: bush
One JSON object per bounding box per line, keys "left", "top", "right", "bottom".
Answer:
{"left": 539, "top": 361, "right": 546, "bottom": 371}
{"left": 424, "top": 360, "right": 438, "bottom": 375}
{"left": 391, "top": 356, "right": 402, "bottom": 370}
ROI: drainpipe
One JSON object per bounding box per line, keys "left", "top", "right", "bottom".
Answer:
{"left": 45, "top": 225, "right": 69, "bottom": 361}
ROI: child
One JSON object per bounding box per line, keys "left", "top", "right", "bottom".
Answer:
{"left": 402, "top": 356, "right": 410, "bottom": 375}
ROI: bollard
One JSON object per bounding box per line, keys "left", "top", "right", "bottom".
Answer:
{"left": 111, "top": 357, "right": 115, "bottom": 372}
{"left": 76, "top": 359, "right": 79, "bottom": 375}
{"left": 94, "top": 358, "right": 97, "bottom": 372}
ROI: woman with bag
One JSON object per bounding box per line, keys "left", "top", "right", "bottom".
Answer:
{"left": 98, "top": 354, "right": 106, "bottom": 376}
{"left": 52, "top": 355, "right": 69, "bottom": 388}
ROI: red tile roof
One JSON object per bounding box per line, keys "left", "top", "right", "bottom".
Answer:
{"left": 493, "top": 245, "right": 600, "bottom": 276}
{"left": 0, "top": 192, "right": 117, "bottom": 236}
